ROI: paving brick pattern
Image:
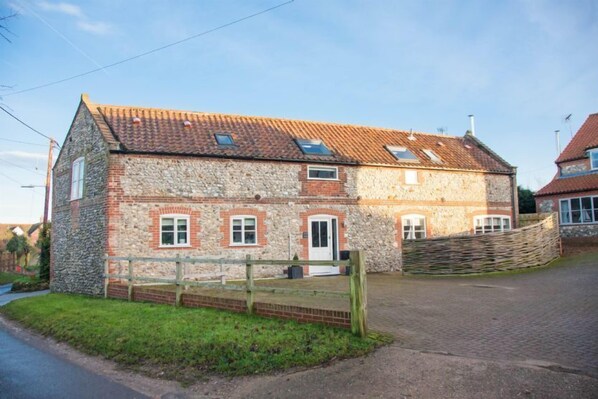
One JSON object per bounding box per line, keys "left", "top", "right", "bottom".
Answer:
{"left": 368, "top": 253, "right": 598, "bottom": 377}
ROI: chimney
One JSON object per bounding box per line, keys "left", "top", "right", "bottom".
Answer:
{"left": 555, "top": 130, "right": 561, "bottom": 155}
{"left": 468, "top": 114, "right": 476, "bottom": 136}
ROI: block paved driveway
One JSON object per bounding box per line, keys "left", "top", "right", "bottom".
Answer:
{"left": 368, "top": 252, "right": 598, "bottom": 377}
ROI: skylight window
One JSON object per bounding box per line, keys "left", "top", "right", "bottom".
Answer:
{"left": 423, "top": 149, "right": 442, "bottom": 163}
{"left": 215, "top": 133, "right": 234, "bottom": 146}
{"left": 296, "top": 139, "right": 331, "bottom": 155}
{"left": 386, "top": 146, "right": 418, "bottom": 162}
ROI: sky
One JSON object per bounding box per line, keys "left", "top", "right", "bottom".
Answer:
{"left": 0, "top": 0, "right": 596, "bottom": 224}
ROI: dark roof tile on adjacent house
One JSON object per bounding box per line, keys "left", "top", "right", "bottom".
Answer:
{"left": 556, "top": 113, "right": 598, "bottom": 163}
{"left": 81, "top": 96, "right": 514, "bottom": 173}
{"left": 535, "top": 172, "right": 598, "bottom": 196}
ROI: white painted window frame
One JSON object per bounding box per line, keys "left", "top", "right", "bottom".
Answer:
{"left": 70, "top": 157, "right": 85, "bottom": 200}
{"left": 385, "top": 145, "right": 419, "bottom": 162}
{"left": 230, "top": 215, "right": 258, "bottom": 246}
{"left": 402, "top": 214, "right": 426, "bottom": 240}
{"left": 559, "top": 195, "right": 598, "bottom": 225}
{"left": 589, "top": 149, "right": 598, "bottom": 170}
{"left": 423, "top": 149, "right": 442, "bottom": 163}
{"left": 159, "top": 214, "right": 191, "bottom": 247}
{"left": 307, "top": 165, "right": 339, "bottom": 181}
{"left": 404, "top": 170, "right": 418, "bottom": 185}
{"left": 473, "top": 215, "right": 511, "bottom": 234}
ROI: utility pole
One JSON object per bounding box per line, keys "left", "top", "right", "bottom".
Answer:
{"left": 43, "top": 139, "right": 54, "bottom": 226}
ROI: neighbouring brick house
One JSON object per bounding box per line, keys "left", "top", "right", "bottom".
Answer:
{"left": 535, "top": 113, "right": 598, "bottom": 238}
{"left": 52, "top": 94, "right": 517, "bottom": 295}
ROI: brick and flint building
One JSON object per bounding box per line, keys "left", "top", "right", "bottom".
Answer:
{"left": 52, "top": 94, "right": 517, "bottom": 294}
{"left": 535, "top": 113, "right": 598, "bottom": 238}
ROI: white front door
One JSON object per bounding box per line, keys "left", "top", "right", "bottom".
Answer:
{"left": 308, "top": 216, "right": 339, "bottom": 276}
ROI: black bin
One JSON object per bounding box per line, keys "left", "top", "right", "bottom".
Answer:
{"left": 288, "top": 266, "right": 304, "bottom": 279}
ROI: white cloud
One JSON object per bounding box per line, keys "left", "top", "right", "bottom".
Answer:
{"left": 76, "top": 20, "right": 112, "bottom": 36}
{"left": 0, "top": 151, "right": 47, "bottom": 160}
{"left": 35, "top": 1, "right": 113, "bottom": 36}
{"left": 37, "top": 1, "right": 83, "bottom": 18}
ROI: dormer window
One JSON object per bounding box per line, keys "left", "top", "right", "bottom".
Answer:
{"left": 296, "top": 139, "right": 331, "bottom": 155}
{"left": 386, "top": 146, "right": 418, "bottom": 162}
{"left": 215, "top": 133, "right": 234, "bottom": 146}
{"left": 423, "top": 149, "right": 442, "bottom": 163}
{"left": 589, "top": 149, "right": 598, "bottom": 170}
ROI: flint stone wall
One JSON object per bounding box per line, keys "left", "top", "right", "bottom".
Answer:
{"left": 51, "top": 104, "right": 109, "bottom": 295}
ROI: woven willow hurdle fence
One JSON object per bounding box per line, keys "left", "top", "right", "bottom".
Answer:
{"left": 402, "top": 213, "right": 560, "bottom": 274}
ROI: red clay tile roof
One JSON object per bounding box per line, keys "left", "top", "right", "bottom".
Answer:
{"left": 81, "top": 96, "right": 513, "bottom": 173}
{"left": 556, "top": 113, "right": 598, "bottom": 163}
{"left": 535, "top": 172, "right": 598, "bottom": 196}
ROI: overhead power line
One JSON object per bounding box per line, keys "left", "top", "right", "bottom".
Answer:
{"left": 0, "top": 106, "right": 60, "bottom": 148}
{"left": 0, "top": 137, "right": 47, "bottom": 147}
{"left": 4, "top": 0, "right": 294, "bottom": 97}
{"left": 0, "top": 158, "right": 46, "bottom": 176}
{"left": 0, "top": 170, "right": 22, "bottom": 185}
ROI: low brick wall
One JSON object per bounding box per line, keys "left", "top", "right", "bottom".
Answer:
{"left": 182, "top": 293, "right": 246, "bottom": 313}
{"left": 106, "top": 284, "right": 128, "bottom": 299}
{"left": 254, "top": 303, "right": 350, "bottom": 329}
{"left": 107, "top": 284, "right": 351, "bottom": 329}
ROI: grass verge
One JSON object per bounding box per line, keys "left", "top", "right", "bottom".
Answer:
{"left": 0, "top": 272, "right": 22, "bottom": 285}
{"left": 1, "top": 294, "right": 391, "bottom": 383}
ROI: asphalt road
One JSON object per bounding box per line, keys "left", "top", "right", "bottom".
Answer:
{"left": 0, "top": 289, "right": 147, "bottom": 399}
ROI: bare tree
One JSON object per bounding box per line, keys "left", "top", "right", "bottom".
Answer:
{"left": 0, "top": 12, "right": 17, "bottom": 43}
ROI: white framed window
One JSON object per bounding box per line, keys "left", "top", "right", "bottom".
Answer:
{"left": 307, "top": 165, "right": 338, "bottom": 180}
{"left": 160, "top": 215, "right": 190, "bottom": 247}
{"left": 589, "top": 150, "right": 598, "bottom": 170}
{"left": 70, "top": 157, "right": 85, "bottom": 200}
{"left": 560, "top": 196, "right": 598, "bottom": 224}
{"left": 405, "top": 170, "right": 418, "bottom": 185}
{"left": 231, "top": 216, "right": 257, "bottom": 245}
{"left": 296, "top": 139, "right": 332, "bottom": 155}
{"left": 423, "top": 149, "right": 442, "bottom": 163}
{"left": 474, "top": 215, "right": 511, "bottom": 234}
{"left": 386, "top": 145, "right": 418, "bottom": 162}
{"left": 402, "top": 214, "right": 426, "bottom": 239}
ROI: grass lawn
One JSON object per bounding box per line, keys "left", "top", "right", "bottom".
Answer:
{"left": 0, "top": 272, "right": 23, "bottom": 285}
{"left": 1, "top": 294, "right": 390, "bottom": 382}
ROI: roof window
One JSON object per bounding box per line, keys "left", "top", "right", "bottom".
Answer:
{"left": 132, "top": 117, "right": 141, "bottom": 124}
{"left": 215, "top": 133, "right": 234, "bottom": 146}
{"left": 423, "top": 149, "right": 442, "bottom": 163}
{"left": 296, "top": 139, "right": 331, "bottom": 155}
{"left": 386, "top": 146, "right": 418, "bottom": 162}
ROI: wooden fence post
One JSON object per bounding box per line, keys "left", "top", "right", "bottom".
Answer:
{"left": 127, "top": 258, "right": 133, "bottom": 302}
{"left": 104, "top": 255, "right": 109, "bottom": 299}
{"left": 246, "top": 254, "right": 254, "bottom": 315}
{"left": 175, "top": 256, "right": 182, "bottom": 307}
{"left": 349, "top": 250, "right": 367, "bottom": 338}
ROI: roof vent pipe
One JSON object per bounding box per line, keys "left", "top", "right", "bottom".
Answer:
{"left": 468, "top": 114, "right": 475, "bottom": 136}
{"left": 408, "top": 129, "right": 416, "bottom": 141}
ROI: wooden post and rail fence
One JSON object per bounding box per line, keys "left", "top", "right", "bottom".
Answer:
{"left": 104, "top": 250, "right": 367, "bottom": 338}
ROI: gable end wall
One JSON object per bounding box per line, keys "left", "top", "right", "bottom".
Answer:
{"left": 51, "top": 103, "right": 110, "bottom": 295}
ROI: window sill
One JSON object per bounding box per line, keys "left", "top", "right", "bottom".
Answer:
{"left": 561, "top": 222, "right": 598, "bottom": 226}
{"left": 228, "top": 244, "right": 260, "bottom": 248}
{"left": 158, "top": 245, "right": 192, "bottom": 249}
{"left": 306, "top": 178, "right": 340, "bottom": 181}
